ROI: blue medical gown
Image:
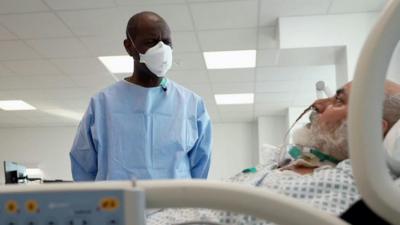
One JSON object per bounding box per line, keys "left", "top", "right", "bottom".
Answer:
{"left": 70, "top": 80, "right": 212, "bottom": 181}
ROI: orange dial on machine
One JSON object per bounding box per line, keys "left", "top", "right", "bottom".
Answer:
{"left": 99, "top": 197, "right": 120, "bottom": 211}
{"left": 25, "top": 200, "right": 39, "bottom": 213}
{"left": 5, "top": 200, "right": 18, "bottom": 214}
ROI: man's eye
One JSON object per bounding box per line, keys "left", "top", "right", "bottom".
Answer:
{"left": 163, "top": 40, "right": 172, "bottom": 47}
{"left": 147, "top": 40, "right": 158, "bottom": 45}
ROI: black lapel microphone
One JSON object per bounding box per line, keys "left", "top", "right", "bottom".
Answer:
{"left": 160, "top": 78, "right": 168, "bottom": 92}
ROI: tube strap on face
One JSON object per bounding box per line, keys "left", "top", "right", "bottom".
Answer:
{"left": 310, "top": 149, "right": 340, "bottom": 164}
{"left": 289, "top": 146, "right": 302, "bottom": 159}
{"left": 288, "top": 146, "right": 340, "bottom": 164}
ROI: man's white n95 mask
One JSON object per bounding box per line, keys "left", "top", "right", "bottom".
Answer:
{"left": 139, "top": 41, "right": 173, "bottom": 77}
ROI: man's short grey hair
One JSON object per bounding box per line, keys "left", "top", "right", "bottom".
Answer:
{"left": 383, "top": 93, "right": 400, "bottom": 129}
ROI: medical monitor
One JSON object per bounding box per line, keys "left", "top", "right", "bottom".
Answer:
{"left": 4, "top": 161, "right": 27, "bottom": 184}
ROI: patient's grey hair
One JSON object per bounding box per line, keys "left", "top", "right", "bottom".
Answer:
{"left": 383, "top": 93, "right": 400, "bottom": 130}
{"left": 293, "top": 93, "right": 400, "bottom": 161}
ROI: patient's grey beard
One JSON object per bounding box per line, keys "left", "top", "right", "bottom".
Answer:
{"left": 292, "top": 119, "right": 349, "bottom": 161}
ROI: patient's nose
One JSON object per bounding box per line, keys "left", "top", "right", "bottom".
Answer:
{"left": 313, "top": 98, "right": 332, "bottom": 113}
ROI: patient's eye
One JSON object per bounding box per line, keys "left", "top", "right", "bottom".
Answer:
{"left": 334, "top": 96, "right": 344, "bottom": 105}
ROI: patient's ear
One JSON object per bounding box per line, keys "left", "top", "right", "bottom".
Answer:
{"left": 382, "top": 119, "right": 389, "bottom": 136}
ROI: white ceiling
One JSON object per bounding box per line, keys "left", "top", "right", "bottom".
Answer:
{"left": 0, "top": 0, "right": 388, "bottom": 126}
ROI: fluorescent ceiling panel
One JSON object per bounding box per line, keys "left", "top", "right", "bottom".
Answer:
{"left": 98, "top": 55, "right": 132, "bottom": 73}
{"left": 0, "top": 100, "right": 36, "bottom": 111}
{"left": 203, "top": 50, "right": 256, "bottom": 69}
{"left": 215, "top": 93, "right": 254, "bottom": 105}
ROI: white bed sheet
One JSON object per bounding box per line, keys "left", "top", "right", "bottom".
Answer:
{"left": 147, "top": 160, "right": 359, "bottom": 225}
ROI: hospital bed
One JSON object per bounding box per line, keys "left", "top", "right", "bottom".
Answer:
{"left": 1, "top": 0, "right": 400, "bottom": 224}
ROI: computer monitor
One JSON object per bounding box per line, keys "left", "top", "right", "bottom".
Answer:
{"left": 4, "top": 161, "right": 27, "bottom": 184}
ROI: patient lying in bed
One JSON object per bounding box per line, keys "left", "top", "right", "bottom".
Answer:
{"left": 148, "top": 80, "right": 400, "bottom": 225}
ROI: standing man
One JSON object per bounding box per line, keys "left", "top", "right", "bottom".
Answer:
{"left": 70, "top": 11, "right": 212, "bottom": 181}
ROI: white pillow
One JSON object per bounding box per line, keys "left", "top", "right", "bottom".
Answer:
{"left": 383, "top": 119, "right": 400, "bottom": 175}
{"left": 260, "top": 144, "right": 281, "bottom": 165}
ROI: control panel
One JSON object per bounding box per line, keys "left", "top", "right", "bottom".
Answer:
{"left": 0, "top": 182, "right": 145, "bottom": 225}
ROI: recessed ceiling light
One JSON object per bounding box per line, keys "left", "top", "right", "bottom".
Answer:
{"left": 203, "top": 50, "right": 256, "bottom": 69}
{"left": 215, "top": 93, "right": 254, "bottom": 105}
{"left": 98, "top": 56, "right": 132, "bottom": 73}
{"left": 0, "top": 100, "right": 36, "bottom": 111}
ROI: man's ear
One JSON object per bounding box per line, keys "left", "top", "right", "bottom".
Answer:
{"left": 123, "top": 39, "right": 139, "bottom": 60}
{"left": 382, "top": 119, "right": 390, "bottom": 136}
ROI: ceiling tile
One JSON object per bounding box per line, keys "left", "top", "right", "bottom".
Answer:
{"left": 24, "top": 99, "right": 85, "bottom": 110}
{"left": 17, "top": 75, "right": 77, "bottom": 89}
{"left": 0, "top": 76, "right": 25, "bottom": 89}
{"left": 204, "top": 101, "right": 218, "bottom": 112}
{"left": 198, "top": 29, "right": 257, "bottom": 51}
{"left": 0, "top": 13, "right": 73, "bottom": 39}
{"left": 190, "top": 0, "right": 258, "bottom": 30}
{"left": 0, "top": 114, "right": 33, "bottom": 127}
{"left": 255, "top": 103, "right": 290, "bottom": 116}
{"left": 277, "top": 47, "right": 337, "bottom": 66}
{"left": 256, "top": 67, "right": 300, "bottom": 81}
{"left": 116, "top": 0, "right": 185, "bottom": 5}
{"left": 80, "top": 36, "right": 128, "bottom": 56}
{"left": 171, "top": 52, "right": 206, "bottom": 70}
{"left": 2, "top": 60, "right": 63, "bottom": 76}
{"left": 168, "top": 70, "right": 209, "bottom": 85}
{"left": 299, "top": 65, "right": 336, "bottom": 80}
{"left": 208, "top": 111, "right": 221, "bottom": 123}
{"left": 255, "top": 81, "right": 295, "bottom": 93}
{"left": 69, "top": 74, "right": 116, "bottom": 88}
{"left": 219, "top": 111, "right": 255, "bottom": 123}
{"left": 118, "top": 4, "right": 193, "bottom": 31}
{"left": 26, "top": 38, "right": 91, "bottom": 58}
{"left": 256, "top": 49, "right": 279, "bottom": 67}
{"left": 0, "top": 63, "right": 13, "bottom": 77}
{"left": 218, "top": 105, "right": 254, "bottom": 113}
{"left": 256, "top": 65, "right": 333, "bottom": 82}
{"left": 258, "top": 26, "right": 278, "bottom": 49}
{"left": 51, "top": 58, "right": 111, "bottom": 76}
{"left": 55, "top": 99, "right": 90, "bottom": 110}
{"left": 255, "top": 92, "right": 293, "bottom": 103}
{"left": 17, "top": 88, "right": 94, "bottom": 100}
{"left": 212, "top": 83, "right": 254, "bottom": 94}
{"left": 259, "top": 0, "right": 331, "bottom": 26}
{"left": 23, "top": 114, "right": 80, "bottom": 124}
{"left": 182, "top": 84, "right": 213, "bottom": 100}
{"left": 44, "top": 0, "right": 116, "bottom": 10}
{"left": 0, "top": 40, "right": 41, "bottom": 61}
{"left": 209, "top": 69, "right": 255, "bottom": 83}
{"left": 0, "top": 76, "right": 75, "bottom": 90}
{"left": 0, "top": 0, "right": 49, "bottom": 14}
{"left": 328, "top": 0, "right": 387, "bottom": 14}
{"left": 11, "top": 110, "right": 52, "bottom": 118}
{"left": 0, "top": 25, "right": 17, "bottom": 40}
{"left": 58, "top": 8, "right": 125, "bottom": 36}
{"left": 172, "top": 32, "right": 200, "bottom": 53}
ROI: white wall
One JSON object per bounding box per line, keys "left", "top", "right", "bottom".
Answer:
{"left": 0, "top": 122, "right": 258, "bottom": 183}
{"left": 279, "top": 13, "right": 379, "bottom": 84}
{"left": 208, "top": 122, "right": 258, "bottom": 180}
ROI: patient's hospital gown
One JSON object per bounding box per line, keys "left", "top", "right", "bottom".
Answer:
{"left": 147, "top": 159, "right": 359, "bottom": 225}
{"left": 70, "top": 80, "right": 212, "bottom": 181}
